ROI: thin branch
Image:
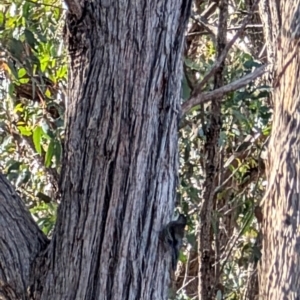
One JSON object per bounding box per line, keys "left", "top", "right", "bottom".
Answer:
{"left": 186, "top": 24, "right": 263, "bottom": 36}
{"left": 191, "top": 15, "right": 253, "bottom": 54}
{"left": 177, "top": 277, "right": 197, "bottom": 294}
{"left": 228, "top": 24, "right": 263, "bottom": 30}
{"left": 181, "top": 64, "right": 267, "bottom": 115}
{"left": 218, "top": 208, "right": 253, "bottom": 276}
{"left": 190, "top": 0, "right": 261, "bottom": 97}
{"left": 200, "top": 2, "right": 219, "bottom": 19}
{"left": 2, "top": 0, "right": 65, "bottom": 10}
{"left": 181, "top": 245, "right": 192, "bottom": 289}
{"left": 24, "top": 0, "right": 65, "bottom": 10}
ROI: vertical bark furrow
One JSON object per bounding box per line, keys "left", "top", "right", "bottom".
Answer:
{"left": 40, "top": 1, "right": 192, "bottom": 299}
{"left": 0, "top": 175, "right": 48, "bottom": 299}
{"left": 260, "top": 1, "right": 300, "bottom": 297}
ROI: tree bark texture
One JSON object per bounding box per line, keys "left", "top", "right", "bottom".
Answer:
{"left": 39, "top": 1, "right": 192, "bottom": 299}
{"left": 258, "top": 0, "right": 281, "bottom": 78}
{"left": 0, "top": 1, "right": 192, "bottom": 299}
{"left": 259, "top": 0, "right": 300, "bottom": 298}
{"left": 0, "top": 175, "right": 48, "bottom": 299}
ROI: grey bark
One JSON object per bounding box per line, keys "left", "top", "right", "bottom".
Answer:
{"left": 0, "top": 175, "right": 48, "bottom": 299}
{"left": 0, "top": 0, "right": 192, "bottom": 299}
{"left": 259, "top": 0, "right": 300, "bottom": 298}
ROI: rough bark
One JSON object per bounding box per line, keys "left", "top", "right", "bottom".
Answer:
{"left": 259, "top": 0, "right": 300, "bottom": 298}
{"left": 0, "top": 175, "right": 48, "bottom": 299}
{"left": 40, "top": 1, "right": 192, "bottom": 299}
{"left": 0, "top": 1, "right": 192, "bottom": 299}
{"left": 245, "top": 0, "right": 265, "bottom": 59}
{"left": 258, "top": 0, "right": 281, "bottom": 72}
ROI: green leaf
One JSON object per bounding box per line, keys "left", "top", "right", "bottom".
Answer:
{"left": 18, "top": 68, "right": 27, "bottom": 78}
{"left": 22, "top": 2, "right": 31, "bottom": 18}
{"left": 14, "top": 103, "right": 24, "bottom": 113}
{"left": 40, "top": 54, "right": 50, "bottom": 72}
{"left": 243, "top": 60, "right": 262, "bottom": 70}
{"left": 53, "top": 139, "right": 62, "bottom": 164}
{"left": 41, "top": 121, "right": 54, "bottom": 139}
{"left": 182, "top": 75, "right": 191, "bottom": 100}
{"left": 24, "top": 29, "right": 37, "bottom": 49}
{"left": 33, "top": 126, "right": 43, "bottom": 155}
{"left": 57, "top": 65, "right": 68, "bottom": 79}
{"left": 6, "top": 161, "right": 22, "bottom": 174}
{"left": 19, "top": 78, "right": 30, "bottom": 84}
{"left": 8, "top": 38, "right": 24, "bottom": 61}
{"left": 45, "top": 139, "right": 54, "bottom": 167}
{"left": 232, "top": 109, "right": 248, "bottom": 123}
{"left": 45, "top": 88, "right": 52, "bottom": 98}
{"left": 0, "top": 11, "right": 4, "bottom": 29}
{"left": 17, "top": 126, "right": 32, "bottom": 136}
{"left": 35, "top": 31, "right": 47, "bottom": 43}
{"left": 7, "top": 60, "right": 18, "bottom": 79}
{"left": 8, "top": 83, "right": 15, "bottom": 97}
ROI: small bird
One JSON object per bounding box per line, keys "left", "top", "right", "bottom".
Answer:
{"left": 161, "top": 214, "right": 187, "bottom": 270}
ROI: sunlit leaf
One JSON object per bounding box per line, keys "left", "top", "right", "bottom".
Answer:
{"left": 0, "top": 11, "right": 4, "bottom": 29}
{"left": 18, "top": 68, "right": 27, "bottom": 78}
{"left": 17, "top": 126, "right": 32, "bottom": 136}
{"left": 14, "top": 103, "right": 24, "bottom": 113}
{"left": 19, "top": 77, "right": 30, "bottom": 84}
{"left": 33, "top": 126, "right": 43, "bottom": 155}
{"left": 45, "top": 88, "right": 52, "bottom": 98}
{"left": 45, "top": 139, "right": 54, "bottom": 167}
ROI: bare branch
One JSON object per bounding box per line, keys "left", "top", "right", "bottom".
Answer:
{"left": 181, "top": 65, "right": 267, "bottom": 115}
{"left": 191, "top": 0, "right": 261, "bottom": 97}
{"left": 191, "top": 15, "right": 254, "bottom": 54}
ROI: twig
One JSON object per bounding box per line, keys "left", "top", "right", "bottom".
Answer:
{"left": 186, "top": 24, "right": 262, "bottom": 36}
{"left": 2, "top": 0, "right": 66, "bottom": 10}
{"left": 181, "top": 64, "right": 267, "bottom": 115}
{"left": 190, "top": 0, "right": 261, "bottom": 97}
{"left": 218, "top": 205, "right": 253, "bottom": 276}
{"left": 177, "top": 277, "right": 197, "bottom": 293}
{"left": 181, "top": 245, "right": 192, "bottom": 289}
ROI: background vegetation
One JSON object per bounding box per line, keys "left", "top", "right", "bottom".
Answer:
{"left": 0, "top": 0, "right": 270, "bottom": 298}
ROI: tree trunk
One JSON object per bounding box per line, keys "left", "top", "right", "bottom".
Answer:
{"left": 0, "top": 175, "right": 48, "bottom": 299}
{"left": 0, "top": 1, "right": 192, "bottom": 299}
{"left": 259, "top": 1, "right": 300, "bottom": 298}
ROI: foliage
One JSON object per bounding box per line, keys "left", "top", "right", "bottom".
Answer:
{"left": 0, "top": 0, "right": 272, "bottom": 299}
{"left": 175, "top": 1, "right": 270, "bottom": 299}
{"left": 0, "top": 0, "right": 66, "bottom": 234}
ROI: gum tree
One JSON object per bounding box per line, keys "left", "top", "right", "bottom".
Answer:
{"left": 0, "top": 0, "right": 192, "bottom": 298}
{"left": 259, "top": 0, "right": 300, "bottom": 298}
